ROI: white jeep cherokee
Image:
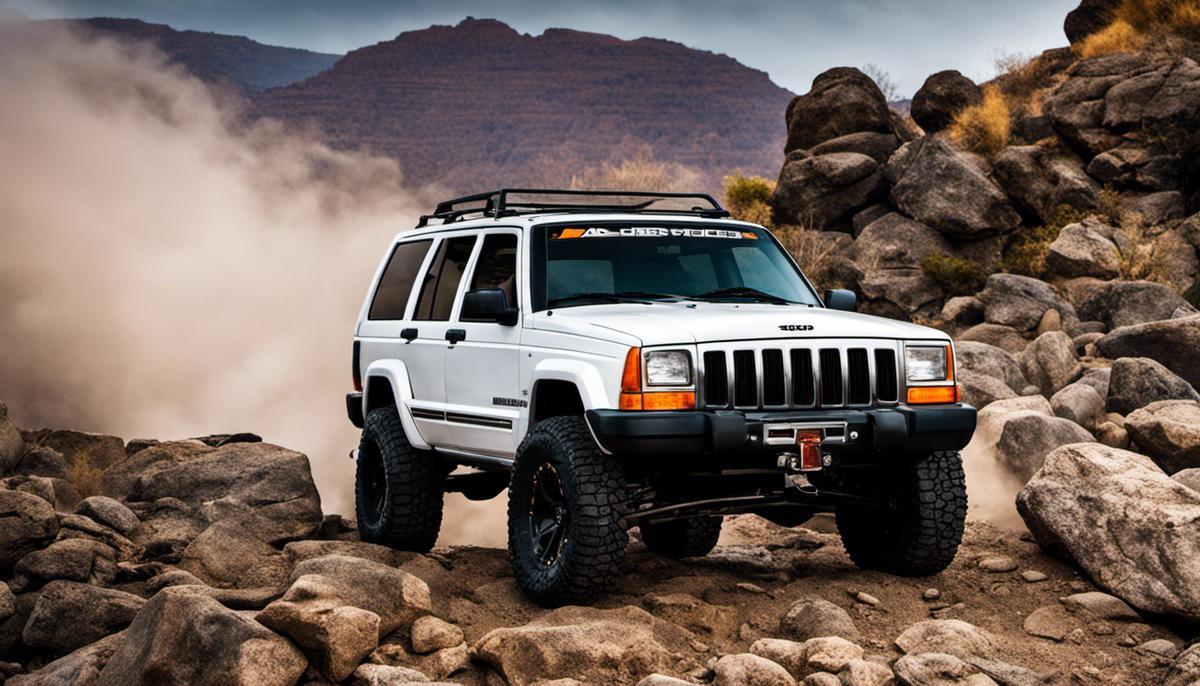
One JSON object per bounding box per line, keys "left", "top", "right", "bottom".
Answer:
{"left": 347, "top": 189, "right": 976, "bottom": 606}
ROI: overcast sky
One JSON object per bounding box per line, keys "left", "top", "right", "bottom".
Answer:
{"left": 8, "top": 0, "right": 1077, "bottom": 96}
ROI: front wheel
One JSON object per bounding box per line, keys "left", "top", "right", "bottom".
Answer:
{"left": 507, "top": 416, "right": 629, "bottom": 606}
{"left": 835, "top": 450, "right": 967, "bottom": 576}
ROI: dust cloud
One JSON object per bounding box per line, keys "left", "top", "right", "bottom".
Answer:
{"left": 0, "top": 22, "right": 464, "bottom": 529}
{"left": 961, "top": 420, "right": 1026, "bottom": 530}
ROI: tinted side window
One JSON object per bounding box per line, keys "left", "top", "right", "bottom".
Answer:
{"left": 414, "top": 236, "right": 476, "bottom": 321}
{"left": 469, "top": 234, "right": 519, "bottom": 308}
{"left": 368, "top": 239, "right": 432, "bottom": 320}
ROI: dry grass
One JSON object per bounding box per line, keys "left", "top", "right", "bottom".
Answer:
{"left": 67, "top": 459, "right": 103, "bottom": 498}
{"left": 1076, "top": 0, "right": 1200, "bottom": 58}
{"left": 773, "top": 225, "right": 843, "bottom": 289}
{"left": 569, "top": 149, "right": 706, "bottom": 193}
{"left": 920, "top": 255, "right": 987, "bottom": 296}
{"left": 1172, "top": 2, "right": 1200, "bottom": 40}
{"left": 1001, "top": 205, "right": 1093, "bottom": 278}
{"left": 948, "top": 85, "right": 1011, "bottom": 156}
{"left": 1077, "top": 19, "right": 1150, "bottom": 58}
{"left": 722, "top": 174, "right": 774, "bottom": 225}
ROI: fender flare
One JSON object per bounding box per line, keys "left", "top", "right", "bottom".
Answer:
{"left": 363, "top": 359, "right": 431, "bottom": 450}
{"left": 529, "top": 358, "right": 613, "bottom": 412}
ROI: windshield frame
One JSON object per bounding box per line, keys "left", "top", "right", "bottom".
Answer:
{"left": 529, "top": 220, "right": 822, "bottom": 312}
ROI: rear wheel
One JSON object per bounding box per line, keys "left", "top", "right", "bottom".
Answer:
{"left": 355, "top": 406, "right": 444, "bottom": 551}
{"left": 640, "top": 516, "right": 722, "bottom": 559}
{"left": 835, "top": 450, "right": 967, "bottom": 576}
{"left": 508, "top": 416, "right": 628, "bottom": 606}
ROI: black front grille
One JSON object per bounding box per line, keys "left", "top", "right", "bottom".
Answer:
{"left": 733, "top": 350, "right": 757, "bottom": 406}
{"left": 848, "top": 348, "right": 870, "bottom": 405}
{"left": 701, "top": 345, "right": 900, "bottom": 409}
{"left": 819, "top": 349, "right": 842, "bottom": 406}
{"left": 703, "top": 350, "right": 728, "bottom": 406}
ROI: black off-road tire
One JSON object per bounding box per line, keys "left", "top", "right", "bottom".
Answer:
{"left": 835, "top": 450, "right": 967, "bottom": 577}
{"left": 508, "top": 416, "right": 628, "bottom": 607}
{"left": 355, "top": 406, "right": 444, "bottom": 552}
{"left": 640, "top": 516, "right": 722, "bottom": 559}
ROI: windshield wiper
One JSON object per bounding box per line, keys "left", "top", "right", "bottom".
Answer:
{"left": 690, "top": 287, "right": 793, "bottom": 305}
{"left": 548, "top": 291, "right": 679, "bottom": 308}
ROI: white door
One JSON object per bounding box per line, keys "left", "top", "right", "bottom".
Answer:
{"left": 443, "top": 229, "right": 524, "bottom": 457}
{"left": 404, "top": 232, "right": 479, "bottom": 448}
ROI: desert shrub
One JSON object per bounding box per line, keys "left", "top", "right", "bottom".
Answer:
{"left": 991, "top": 50, "right": 1059, "bottom": 104}
{"left": 920, "top": 255, "right": 987, "bottom": 296}
{"left": 1077, "top": 19, "right": 1149, "bottom": 58}
{"left": 570, "top": 150, "right": 705, "bottom": 193}
{"left": 1096, "top": 185, "right": 1124, "bottom": 223}
{"left": 773, "top": 224, "right": 843, "bottom": 290}
{"left": 722, "top": 174, "right": 775, "bottom": 225}
{"left": 68, "top": 459, "right": 103, "bottom": 498}
{"left": 860, "top": 62, "right": 900, "bottom": 101}
{"left": 948, "top": 85, "right": 1011, "bottom": 156}
{"left": 1115, "top": 0, "right": 1183, "bottom": 31}
{"left": 1173, "top": 2, "right": 1200, "bottom": 41}
{"left": 1002, "top": 224, "right": 1062, "bottom": 277}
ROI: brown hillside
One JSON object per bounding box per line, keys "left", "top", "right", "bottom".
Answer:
{"left": 251, "top": 17, "right": 795, "bottom": 193}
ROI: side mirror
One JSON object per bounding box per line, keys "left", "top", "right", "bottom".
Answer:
{"left": 462, "top": 288, "right": 519, "bottom": 326}
{"left": 824, "top": 289, "right": 857, "bottom": 312}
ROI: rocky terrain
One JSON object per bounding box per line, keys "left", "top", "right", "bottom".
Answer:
{"left": 1, "top": 397, "right": 1198, "bottom": 686}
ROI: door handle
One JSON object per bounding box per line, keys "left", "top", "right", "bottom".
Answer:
{"left": 445, "top": 329, "right": 466, "bottom": 344}
{"left": 401, "top": 327, "right": 418, "bottom": 342}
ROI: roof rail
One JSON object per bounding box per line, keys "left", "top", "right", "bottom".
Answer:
{"left": 416, "top": 188, "right": 730, "bottom": 227}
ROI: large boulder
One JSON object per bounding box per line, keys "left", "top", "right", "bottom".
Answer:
{"left": 785, "top": 67, "right": 900, "bottom": 154}
{"left": 0, "top": 490, "right": 58, "bottom": 575}
{"left": 911, "top": 70, "right": 982, "bottom": 133}
{"left": 26, "top": 429, "right": 125, "bottom": 475}
{"left": 75, "top": 496, "right": 140, "bottom": 538}
{"left": 713, "top": 653, "right": 796, "bottom": 686}
{"left": 94, "top": 586, "right": 307, "bottom": 685}
{"left": 1020, "top": 331, "right": 1081, "bottom": 396}
{"left": 852, "top": 213, "right": 953, "bottom": 270}
{"left": 1017, "top": 443, "right": 1200, "bottom": 620}
{"left": 956, "top": 324, "right": 1029, "bottom": 354}
{"left": 809, "top": 132, "right": 903, "bottom": 165}
{"left": 22, "top": 581, "right": 144, "bottom": 654}
{"left": 993, "top": 146, "right": 1099, "bottom": 225}
{"left": 1064, "top": 0, "right": 1121, "bottom": 44}
{"left": 978, "top": 397, "right": 1095, "bottom": 481}
{"left": 1051, "top": 382, "right": 1106, "bottom": 430}
{"left": 977, "top": 274, "right": 1077, "bottom": 332}
{"left": 1125, "top": 400, "right": 1200, "bottom": 474}
{"left": 1106, "top": 357, "right": 1200, "bottom": 415}
{"left": 894, "top": 619, "right": 997, "bottom": 660}
{"left": 1087, "top": 141, "right": 1181, "bottom": 192}
{"left": 0, "top": 401, "right": 23, "bottom": 476}
{"left": 125, "top": 441, "right": 323, "bottom": 544}
{"left": 769, "top": 152, "right": 886, "bottom": 230}
{"left": 473, "top": 605, "right": 693, "bottom": 686}
{"left": 1079, "top": 281, "right": 1197, "bottom": 330}
{"left": 1096, "top": 315, "right": 1200, "bottom": 388}
{"left": 779, "top": 597, "right": 861, "bottom": 643}
{"left": 11, "top": 538, "right": 117, "bottom": 592}
{"left": 6, "top": 630, "right": 124, "bottom": 686}
{"left": 954, "top": 342, "right": 1028, "bottom": 391}
{"left": 958, "top": 374, "right": 1017, "bottom": 409}
{"left": 857, "top": 269, "right": 944, "bottom": 320}
{"left": 1044, "top": 219, "right": 1121, "bottom": 279}
{"left": 887, "top": 137, "right": 1021, "bottom": 239}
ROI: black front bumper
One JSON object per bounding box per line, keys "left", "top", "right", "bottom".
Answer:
{"left": 585, "top": 405, "right": 976, "bottom": 457}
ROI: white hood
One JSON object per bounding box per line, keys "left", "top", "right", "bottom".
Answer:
{"left": 532, "top": 301, "right": 949, "bottom": 347}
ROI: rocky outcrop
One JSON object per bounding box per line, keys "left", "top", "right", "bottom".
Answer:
{"left": 784, "top": 68, "right": 902, "bottom": 154}
{"left": 1125, "top": 400, "right": 1200, "bottom": 474}
{"left": 979, "top": 396, "right": 1095, "bottom": 481}
{"left": 1018, "top": 444, "right": 1200, "bottom": 620}
{"left": 887, "top": 137, "right": 1021, "bottom": 239}
{"left": 910, "top": 70, "right": 982, "bottom": 133}
{"left": 978, "top": 274, "right": 1077, "bottom": 332}
{"left": 851, "top": 213, "right": 952, "bottom": 270}
{"left": 0, "top": 490, "right": 58, "bottom": 575}
{"left": 1096, "top": 316, "right": 1200, "bottom": 388}
{"left": 1063, "top": 0, "right": 1120, "bottom": 44}
{"left": 1106, "top": 357, "right": 1200, "bottom": 415}
{"left": 22, "top": 581, "right": 143, "bottom": 654}
{"left": 769, "top": 152, "right": 886, "bottom": 229}
{"left": 1078, "top": 281, "right": 1197, "bottom": 330}
{"left": 1045, "top": 219, "right": 1121, "bottom": 279}
{"left": 993, "top": 146, "right": 1098, "bottom": 225}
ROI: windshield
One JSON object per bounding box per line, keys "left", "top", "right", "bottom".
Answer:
{"left": 534, "top": 223, "right": 821, "bottom": 310}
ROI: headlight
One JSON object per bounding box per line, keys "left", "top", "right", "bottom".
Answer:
{"left": 644, "top": 350, "right": 692, "bottom": 386}
{"left": 906, "top": 346, "right": 949, "bottom": 382}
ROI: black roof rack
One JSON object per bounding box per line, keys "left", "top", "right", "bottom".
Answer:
{"left": 416, "top": 188, "right": 730, "bottom": 227}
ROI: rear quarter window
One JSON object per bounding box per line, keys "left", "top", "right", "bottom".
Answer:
{"left": 369, "top": 239, "right": 432, "bottom": 320}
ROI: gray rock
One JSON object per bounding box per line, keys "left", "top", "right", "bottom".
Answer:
{"left": 1173, "top": 468, "right": 1200, "bottom": 493}
{"left": 0, "top": 475, "right": 56, "bottom": 506}
{"left": 10, "top": 446, "right": 66, "bottom": 480}
{"left": 347, "top": 663, "right": 435, "bottom": 686}
{"left": 780, "top": 597, "right": 861, "bottom": 643}
{"left": 749, "top": 638, "right": 809, "bottom": 679}
{"left": 809, "top": 132, "right": 902, "bottom": 165}
{"left": 1078, "top": 367, "right": 1112, "bottom": 398}
{"left": 769, "top": 152, "right": 886, "bottom": 230}
{"left": 1063, "top": 0, "right": 1121, "bottom": 44}
{"left": 411, "top": 616, "right": 464, "bottom": 655}
{"left": 851, "top": 204, "right": 891, "bottom": 235}
{"left": 958, "top": 374, "right": 1017, "bottom": 409}
{"left": 1086, "top": 142, "right": 1180, "bottom": 192}
{"left": 1017, "top": 443, "right": 1200, "bottom": 621}
{"left": 994, "top": 147, "right": 1099, "bottom": 225}
{"left": 955, "top": 342, "right": 1029, "bottom": 391}
{"left": 1122, "top": 191, "right": 1187, "bottom": 225}
{"left": 1021, "top": 331, "right": 1081, "bottom": 396}
{"left": 1079, "top": 281, "right": 1197, "bottom": 330}
{"left": 888, "top": 137, "right": 1021, "bottom": 239}
{"left": 76, "top": 496, "right": 140, "bottom": 537}
{"left": 941, "top": 297, "right": 984, "bottom": 327}
{"left": 5, "top": 630, "right": 124, "bottom": 686}
{"left": 894, "top": 619, "right": 998, "bottom": 660}
{"left": 956, "top": 324, "right": 1028, "bottom": 354}
{"left": 911, "top": 70, "right": 982, "bottom": 132}
{"left": 1051, "top": 382, "right": 1105, "bottom": 430}
{"left": 179, "top": 521, "right": 290, "bottom": 589}
{"left": 785, "top": 67, "right": 901, "bottom": 154}
{"left": 1045, "top": 219, "right": 1120, "bottom": 279}
{"left": 1106, "top": 357, "right": 1200, "bottom": 415}
{"left": 713, "top": 653, "right": 796, "bottom": 686}
{"left": 857, "top": 268, "right": 944, "bottom": 320}
{"left": 1062, "top": 591, "right": 1141, "bottom": 621}
{"left": 1169, "top": 643, "right": 1200, "bottom": 686}
{"left": 852, "top": 213, "right": 953, "bottom": 270}
{"left": 1125, "top": 400, "right": 1200, "bottom": 474}
{"left": 978, "top": 274, "right": 1077, "bottom": 332}
{"left": 1096, "top": 316, "right": 1200, "bottom": 389}
{"left": 893, "top": 652, "right": 983, "bottom": 685}
{"left": 11, "top": 538, "right": 117, "bottom": 592}
{"left": 0, "top": 402, "right": 23, "bottom": 476}
{"left": 22, "top": 581, "right": 144, "bottom": 654}
{"left": 94, "top": 586, "right": 306, "bottom": 686}
{"left": 0, "top": 490, "right": 59, "bottom": 574}
{"left": 979, "top": 399, "right": 1095, "bottom": 481}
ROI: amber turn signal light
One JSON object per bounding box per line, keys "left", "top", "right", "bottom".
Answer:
{"left": 618, "top": 347, "right": 696, "bottom": 410}
{"left": 621, "top": 347, "right": 641, "bottom": 393}
{"left": 906, "top": 385, "right": 960, "bottom": 405}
